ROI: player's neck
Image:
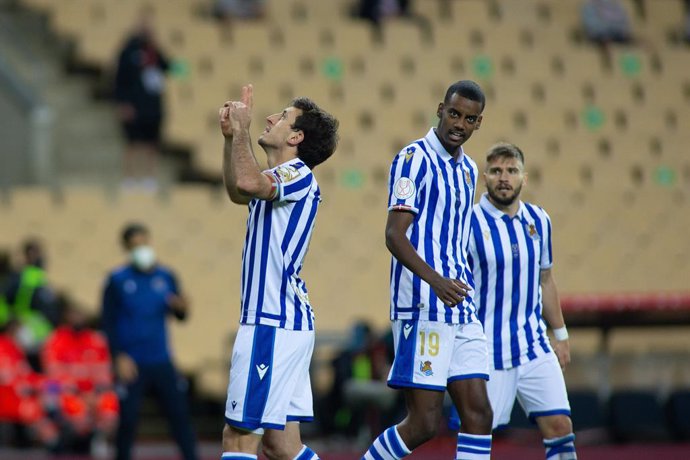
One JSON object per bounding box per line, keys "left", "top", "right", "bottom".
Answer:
{"left": 488, "top": 195, "right": 520, "bottom": 218}
{"left": 266, "top": 147, "right": 299, "bottom": 169}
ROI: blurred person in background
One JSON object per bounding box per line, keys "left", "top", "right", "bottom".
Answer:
{"left": 4, "top": 238, "right": 59, "bottom": 362}
{"left": 114, "top": 8, "right": 170, "bottom": 191}
{"left": 0, "top": 317, "right": 59, "bottom": 451}
{"left": 322, "top": 321, "right": 398, "bottom": 442}
{"left": 213, "top": 0, "right": 267, "bottom": 22}
{"left": 0, "top": 248, "right": 17, "bottom": 327}
{"left": 580, "top": 0, "right": 635, "bottom": 68}
{"left": 101, "top": 223, "right": 197, "bottom": 460}
{"left": 41, "top": 297, "right": 119, "bottom": 457}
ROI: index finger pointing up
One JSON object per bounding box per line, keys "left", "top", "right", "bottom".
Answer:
{"left": 241, "top": 84, "right": 253, "bottom": 110}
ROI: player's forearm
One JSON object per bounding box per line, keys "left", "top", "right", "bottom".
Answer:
{"left": 231, "top": 132, "right": 266, "bottom": 196}
{"left": 386, "top": 230, "right": 442, "bottom": 287}
{"left": 541, "top": 272, "right": 565, "bottom": 329}
{"left": 222, "top": 137, "right": 252, "bottom": 204}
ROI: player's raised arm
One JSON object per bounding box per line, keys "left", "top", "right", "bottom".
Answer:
{"left": 220, "top": 85, "right": 276, "bottom": 204}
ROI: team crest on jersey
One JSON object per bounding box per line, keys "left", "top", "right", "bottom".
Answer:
{"left": 464, "top": 170, "right": 472, "bottom": 187}
{"left": 404, "top": 146, "right": 416, "bottom": 163}
{"left": 420, "top": 360, "right": 433, "bottom": 377}
{"left": 394, "top": 177, "right": 416, "bottom": 200}
{"left": 525, "top": 223, "right": 540, "bottom": 241}
{"left": 275, "top": 165, "right": 300, "bottom": 183}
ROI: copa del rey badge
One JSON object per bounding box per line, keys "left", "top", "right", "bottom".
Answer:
{"left": 394, "top": 177, "right": 416, "bottom": 200}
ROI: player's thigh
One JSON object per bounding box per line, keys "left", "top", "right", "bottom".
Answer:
{"left": 448, "top": 321, "right": 490, "bottom": 382}
{"left": 225, "top": 325, "right": 315, "bottom": 429}
{"left": 484, "top": 367, "right": 519, "bottom": 429}
{"left": 388, "top": 320, "right": 456, "bottom": 391}
{"left": 516, "top": 353, "right": 571, "bottom": 421}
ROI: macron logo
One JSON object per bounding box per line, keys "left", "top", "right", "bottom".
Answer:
{"left": 403, "top": 324, "right": 413, "bottom": 339}
{"left": 231, "top": 401, "right": 237, "bottom": 410}
{"left": 256, "top": 363, "right": 269, "bottom": 380}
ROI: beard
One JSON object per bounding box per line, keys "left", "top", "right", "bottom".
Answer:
{"left": 487, "top": 183, "right": 522, "bottom": 207}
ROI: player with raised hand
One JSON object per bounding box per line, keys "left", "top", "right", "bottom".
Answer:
{"left": 218, "top": 85, "right": 339, "bottom": 460}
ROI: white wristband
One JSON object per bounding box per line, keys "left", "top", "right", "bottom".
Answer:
{"left": 553, "top": 326, "right": 569, "bottom": 341}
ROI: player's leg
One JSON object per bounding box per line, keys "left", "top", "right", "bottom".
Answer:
{"left": 261, "top": 328, "right": 321, "bottom": 460}
{"left": 447, "top": 321, "right": 493, "bottom": 460}
{"left": 150, "top": 361, "right": 198, "bottom": 460}
{"left": 262, "top": 422, "right": 318, "bottom": 460}
{"left": 362, "top": 320, "right": 454, "bottom": 459}
{"left": 516, "top": 353, "right": 576, "bottom": 459}
{"left": 221, "top": 424, "right": 261, "bottom": 459}
{"left": 224, "top": 325, "right": 318, "bottom": 459}
{"left": 448, "top": 367, "right": 518, "bottom": 432}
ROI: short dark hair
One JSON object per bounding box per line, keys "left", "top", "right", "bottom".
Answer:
{"left": 444, "top": 80, "right": 486, "bottom": 111}
{"left": 290, "top": 97, "right": 339, "bottom": 169}
{"left": 486, "top": 142, "right": 525, "bottom": 167}
{"left": 121, "top": 222, "right": 149, "bottom": 248}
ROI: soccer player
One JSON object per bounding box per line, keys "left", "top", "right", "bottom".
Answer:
{"left": 218, "top": 85, "right": 339, "bottom": 460}
{"left": 461, "top": 142, "right": 577, "bottom": 459}
{"left": 362, "top": 80, "right": 493, "bottom": 460}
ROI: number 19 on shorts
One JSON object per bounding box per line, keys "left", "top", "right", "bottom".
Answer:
{"left": 419, "top": 331, "right": 440, "bottom": 356}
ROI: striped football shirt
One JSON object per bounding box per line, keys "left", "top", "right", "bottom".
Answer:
{"left": 468, "top": 193, "right": 554, "bottom": 370}
{"left": 388, "top": 128, "right": 479, "bottom": 324}
{"left": 240, "top": 158, "right": 320, "bottom": 331}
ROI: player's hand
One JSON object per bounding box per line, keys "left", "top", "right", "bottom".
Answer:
{"left": 430, "top": 275, "right": 469, "bottom": 307}
{"left": 115, "top": 353, "right": 138, "bottom": 384}
{"left": 219, "top": 84, "right": 254, "bottom": 137}
{"left": 553, "top": 339, "right": 570, "bottom": 371}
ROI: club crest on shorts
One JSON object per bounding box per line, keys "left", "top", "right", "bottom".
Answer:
{"left": 420, "top": 360, "right": 433, "bottom": 377}
{"left": 394, "top": 177, "right": 415, "bottom": 200}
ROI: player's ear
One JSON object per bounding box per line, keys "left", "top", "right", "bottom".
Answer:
{"left": 287, "top": 129, "right": 304, "bottom": 147}
{"left": 475, "top": 115, "right": 483, "bottom": 130}
{"left": 436, "top": 103, "right": 444, "bottom": 119}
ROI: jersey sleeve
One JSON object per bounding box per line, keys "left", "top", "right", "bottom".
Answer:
{"left": 387, "top": 144, "right": 428, "bottom": 214}
{"left": 269, "top": 163, "right": 314, "bottom": 203}
{"left": 540, "top": 209, "right": 554, "bottom": 269}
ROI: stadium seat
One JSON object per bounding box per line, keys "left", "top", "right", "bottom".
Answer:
{"left": 666, "top": 389, "right": 690, "bottom": 440}
{"left": 608, "top": 390, "right": 670, "bottom": 442}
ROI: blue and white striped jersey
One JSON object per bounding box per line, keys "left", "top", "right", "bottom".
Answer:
{"left": 388, "top": 128, "right": 479, "bottom": 324}
{"left": 468, "top": 193, "right": 554, "bottom": 370}
{"left": 240, "top": 158, "right": 320, "bottom": 331}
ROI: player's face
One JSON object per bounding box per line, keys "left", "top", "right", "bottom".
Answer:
{"left": 484, "top": 156, "right": 526, "bottom": 206}
{"left": 436, "top": 94, "right": 483, "bottom": 153}
{"left": 258, "top": 106, "right": 303, "bottom": 149}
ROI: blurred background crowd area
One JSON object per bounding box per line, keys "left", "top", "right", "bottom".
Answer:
{"left": 2, "top": 0, "right": 690, "bottom": 454}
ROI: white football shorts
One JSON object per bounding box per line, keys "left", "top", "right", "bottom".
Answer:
{"left": 224, "top": 324, "right": 314, "bottom": 431}
{"left": 388, "top": 319, "right": 489, "bottom": 391}
{"left": 488, "top": 351, "right": 571, "bottom": 429}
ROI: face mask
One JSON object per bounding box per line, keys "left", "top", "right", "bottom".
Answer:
{"left": 130, "top": 246, "right": 156, "bottom": 271}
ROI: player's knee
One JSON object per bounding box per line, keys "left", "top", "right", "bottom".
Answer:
{"left": 459, "top": 402, "right": 493, "bottom": 433}
{"left": 261, "top": 438, "right": 291, "bottom": 460}
{"left": 540, "top": 415, "right": 573, "bottom": 439}
{"left": 403, "top": 412, "right": 440, "bottom": 445}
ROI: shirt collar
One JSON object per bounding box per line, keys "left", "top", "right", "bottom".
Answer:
{"left": 424, "top": 128, "right": 465, "bottom": 164}
{"left": 479, "top": 193, "right": 528, "bottom": 222}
